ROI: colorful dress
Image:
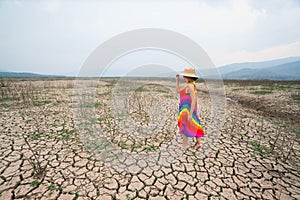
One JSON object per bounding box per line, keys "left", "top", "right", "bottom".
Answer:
{"left": 178, "top": 82, "right": 204, "bottom": 138}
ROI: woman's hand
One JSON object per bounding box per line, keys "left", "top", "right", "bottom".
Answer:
{"left": 176, "top": 74, "right": 179, "bottom": 80}
{"left": 188, "top": 114, "right": 192, "bottom": 121}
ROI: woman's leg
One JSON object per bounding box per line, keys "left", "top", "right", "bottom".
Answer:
{"left": 179, "top": 133, "right": 188, "bottom": 148}
{"left": 182, "top": 134, "right": 188, "bottom": 148}
{"left": 193, "top": 137, "right": 201, "bottom": 150}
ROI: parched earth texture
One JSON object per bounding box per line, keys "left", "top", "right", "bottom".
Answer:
{"left": 0, "top": 78, "right": 299, "bottom": 200}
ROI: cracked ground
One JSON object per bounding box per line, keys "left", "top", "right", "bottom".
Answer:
{"left": 0, "top": 78, "right": 299, "bottom": 200}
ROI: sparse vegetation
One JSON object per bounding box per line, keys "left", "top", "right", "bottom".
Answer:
{"left": 145, "top": 145, "right": 155, "bottom": 152}
{"left": 30, "top": 180, "right": 41, "bottom": 187}
{"left": 291, "top": 93, "right": 300, "bottom": 101}
{"left": 249, "top": 140, "right": 270, "bottom": 157}
{"left": 73, "top": 191, "right": 79, "bottom": 200}
{"left": 0, "top": 97, "right": 17, "bottom": 102}
{"left": 250, "top": 90, "right": 273, "bottom": 95}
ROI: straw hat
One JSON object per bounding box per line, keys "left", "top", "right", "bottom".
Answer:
{"left": 180, "top": 68, "right": 198, "bottom": 78}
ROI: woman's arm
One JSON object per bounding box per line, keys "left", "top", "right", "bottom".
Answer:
{"left": 187, "top": 84, "right": 196, "bottom": 121}
{"left": 176, "top": 74, "right": 180, "bottom": 93}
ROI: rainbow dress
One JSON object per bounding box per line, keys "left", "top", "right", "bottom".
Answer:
{"left": 178, "top": 82, "right": 204, "bottom": 138}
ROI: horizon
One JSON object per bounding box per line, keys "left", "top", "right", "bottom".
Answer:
{"left": 1, "top": 56, "right": 300, "bottom": 76}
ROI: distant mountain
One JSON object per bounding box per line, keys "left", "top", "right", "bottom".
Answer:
{"left": 1, "top": 56, "right": 300, "bottom": 80}
{"left": 0, "top": 72, "right": 65, "bottom": 78}
{"left": 218, "top": 56, "right": 300, "bottom": 75}
{"left": 266, "top": 60, "right": 300, "bottom": 74}
{"left": 222, "top": 60, "right": 300, "bottom": 80}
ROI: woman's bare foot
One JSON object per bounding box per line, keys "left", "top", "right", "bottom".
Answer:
{"left": 182, "top": 143, "right": 189, "bottom": 149}
{"left": 178, "top": 143, "right": 188, "bottom": 149}
{"left": 193, "top": 142, "right": 201, "bottom": 150}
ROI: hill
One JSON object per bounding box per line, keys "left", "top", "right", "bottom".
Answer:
{"left": 217, "top": 56, "right": 300, "bottom": 75}
{"left": 0, "top": 72, "right": 65, "bottom": 78}
{"left": 222, "top": 60, "right": 300, "bottom": 80}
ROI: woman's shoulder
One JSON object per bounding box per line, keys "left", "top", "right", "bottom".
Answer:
{"left": 186, "top": 82, "right": 197, "bottom": 94}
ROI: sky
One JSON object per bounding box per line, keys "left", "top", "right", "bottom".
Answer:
{"left": 0, "top": 0, "right": 300, "bottom": 75}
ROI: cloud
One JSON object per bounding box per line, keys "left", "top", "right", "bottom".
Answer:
{"left": 36, "top": 0, "right": 63, "bottom": 14}
{"left": 12, "top": 0, "right": 22, "bottom": 7}
{"left": 200, "top": 0, "right": 300, "bottom": 65}
{"left": 197, "top": 0, "right": 266, "bottom": 35}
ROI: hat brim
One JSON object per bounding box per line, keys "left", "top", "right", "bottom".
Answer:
{"left": 180, "top": 73, "right": 199, "bottom": 78}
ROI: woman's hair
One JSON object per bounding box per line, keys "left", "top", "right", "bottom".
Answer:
{"left": 183, "top": 76, "right": 198, "bottom": 82}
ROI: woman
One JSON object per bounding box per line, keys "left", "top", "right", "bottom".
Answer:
{"left": 176, "top": 68, "right": 204, "bottom": 150}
